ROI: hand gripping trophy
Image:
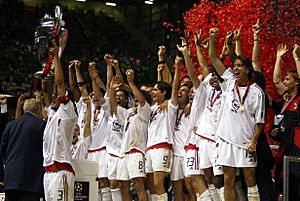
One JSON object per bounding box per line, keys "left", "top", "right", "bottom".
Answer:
{"left": 34, "top": 5, "right": 68, "bottom": 80}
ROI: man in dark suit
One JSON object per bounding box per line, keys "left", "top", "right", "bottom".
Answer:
{"left": 0, "top": 95, "right": 9, "bottom": 192}
{"left": 1, "top": 97, "right": 46, "bottom": 201}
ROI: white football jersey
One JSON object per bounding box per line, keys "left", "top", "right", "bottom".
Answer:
{"left": 173, "top": 109, "right": 190, "bottom": 156}
{"left": 104, "top": 105, "right": 127, "bottom": 157}
{"left": 147, "top": 100, "right": 177, "bottom": 149}
{"left": 75, "top": 97, "right": 86, "bottom": 138}
{"left": 88, "top": 103, "right": 109, "bottom": 151}
{"left": 71, "top": 136, "right": 91, "bottom": 159}
{"left": 43, "top": 101, "right": 78, "bottom": 169}
{"left": 120, "top": 103, "right": 151, "bottom": 155}
{"left": 186, "top": 83, "right": 207, "bottom": 146}
{"left": 196, "top": 73, "right": 222, "bottom": 141}
{"left": 216, "top": 68, "right": 265, "bottom": 148}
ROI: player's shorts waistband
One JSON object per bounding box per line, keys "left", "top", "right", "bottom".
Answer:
{"left": 125, "top": 148, "right": 144, "bottom": 154}
{"left": 45, "top": 161, "right": 75, "bottom": 175}
{"left": 184, "top": 143, "right": 198, "bottom": 150}
{"left": 88, "top": 146, "right": 106, "bottom": 153}
{"left": 147, "top": 142, "right": 173, "bottom": 151}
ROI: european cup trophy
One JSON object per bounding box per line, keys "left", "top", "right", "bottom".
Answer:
{"left": 34, "top": 5, "right": 68, "bottom": 80}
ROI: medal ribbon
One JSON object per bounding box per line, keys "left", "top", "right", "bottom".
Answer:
{"left": 280, "top": 93, "right": 297, "bottom": 114}
{"left": 210, "top": 89, "right": 221, "bottom": 108}
{"left": 175, "top": 109, "right": 185, "bottom": 129}
{"left": 150, "top": 107, "right": 160, "bottom": 124}
{"left": 235, "top": 81, "right": 252, "bottom": 106}
{"left": 93, "top": 107, "right": 100, "bottom": 124}
{"left": 125, "top": 111, "right": 136, "bottom": 131}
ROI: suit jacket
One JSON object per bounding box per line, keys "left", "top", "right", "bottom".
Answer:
{"left": 0, "top": 110, "right": 9, "bottom": 182}
{"left": 1, "top": 112, "right": 46, "bottom": 194}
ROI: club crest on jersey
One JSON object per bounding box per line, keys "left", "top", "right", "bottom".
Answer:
{"left": 231, "top": 99, "right": 240, "bottom": 113}
{"left": 112, "top": 119, "right": 123, "bottom": 132}
{"left": 293, "top": 102, "right": 298, "bottom": 110}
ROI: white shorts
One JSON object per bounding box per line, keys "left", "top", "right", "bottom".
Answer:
{"left": 44, "top": 170, "right": 75, "bottom": 201}
{"left": 216, "top": 138, "right": 257, "bottom": 168}
{"left": 107, "top": 154, "right": 120, "bottom": 180}
{"left": 198, "top": 138, "right": 223, "bottom": 176}
{"left": 87, "top": 149, "right": 108, "bottom": 178}
{"left": 170, "top": 155, "right": 185, "bottom": 181}
{"left": 117, "top": 152, "right": 146, "bottom": 181}
{"left": 185, "top": 148, "right": 204, "bottom": 176}
{"left": 145, "top": 148, "right": 173, "bottom": 173}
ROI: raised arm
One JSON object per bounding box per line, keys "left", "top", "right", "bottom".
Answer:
{"left": 68, "top": 60, "right": 81, "bottom": 102}
{"left": 126, "top": 69, "right": 145, "bottom": 107}
{"left": 157, "top": 63, "right": 164, "bottom": 82}
{"left": 252, "top": 19, "right": 262, "bottom": 72}
{"left": 234, "top": 27, "right": 242, "bottom": 56}
{"left": 157, "top": 46, "right": 172, "bottom": 83}
{"left": 220, "top": 31, "right": 235, "bottom": 65}
{"left": 75, "top": 60, "right": 89, "bottom": 97}
{"left": 157, "top": 45, "right": 165, "bottom": 82}
{"left": 104, "top": 54, "right": 114, "bottom": 93}
{"left": 171, "top": 56, "right": 181, "bottom": 106}
{"left": 112, "top": 59, "right": 125, "bottom": 84}
{"left": 220, "top": 31, "right": 234, "bottom": 63}
{"left": 194, "top": 30, "right": 209, "bottom": 80}
{"left": 95, "top": 70, "right": 106, "bottom": 91}
{"left": 209, "top": 28, "right": 226, "bottom": 76}
{"left": 109, "top": 76, "right": 122, "bottom": 115}
{"left": 89, "top": 65, "right": 105, "bottom": 105}
{"left": 42, "top": 80, "right": 53, "bottom": 108}
{"left": 292, "top": 44, "right": 300, "bottom": 77}
{"left": 51, "top": 45, "right": 66, "bottom": 97}
{"left": 82, "top": 96, "right": 91, "bottom": 138}
{"left": 177, "top": 38, "right": 200, "bottom": 88}
{"left": 15, "top": 94, "right": 26, "bottom": 119}
{"left": 273, "top": 44, "right": 288, "bottom": 95}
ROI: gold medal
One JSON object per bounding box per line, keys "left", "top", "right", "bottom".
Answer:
{"left": 93, "top": 120, "right": 97, "bottom": 127}
{"left": 239, "top": 104, "right": 245, "bottom": 111}
{"left": 209, "top": 107, "right": 213, "bottom": 112}
{"left": 235, "top": 81, "right": 252, "bottom": 113}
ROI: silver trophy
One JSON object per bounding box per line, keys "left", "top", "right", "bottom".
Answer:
{"left": 34, "top": 5, "right": 68, "bottom": 80}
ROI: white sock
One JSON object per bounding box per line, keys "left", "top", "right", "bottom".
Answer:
{"left": 247, "top": 185, "right": 260, "bottom": 201}
{"left": 150, "top": 194, "right": 158, "bottom": 201}
{"left": 218, "top": 187, "right": 224, "bottom": 201}
{"left": 101, "top": 187, "right": 112, "bottom": 201}
{"left": 208, "top": 184, "right": 220, "bottom": 201}
{"left": 235, "top": 181, "right": 247, "bottom": 201}
{"left": 110, "top": 188, "right": 122, "bottom": 201}
{"left": 98, "top": 189, "right": 102, "bottom": 201}
{"left": 157, "top": 193, "right": 168, "bottom": 201}
{"left": 146, "top": 190, "right": 151, "bottom": 201}
{"left": 196, "top": 189, "right": 213, "bottom": 201}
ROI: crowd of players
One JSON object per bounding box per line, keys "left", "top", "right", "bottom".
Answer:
{"left": 1, "top": 18, "right": 300, "bottom": 201}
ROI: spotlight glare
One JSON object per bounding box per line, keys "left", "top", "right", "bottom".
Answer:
{"left": 106, "top": 2, "right": 117, "bottom": 6}
{"left": 145, "top": 1, "right": 153, "bottom": 5}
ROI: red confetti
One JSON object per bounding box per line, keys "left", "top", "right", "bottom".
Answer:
{"left": 182, "top": 0, "right": 300, "bottom": 142}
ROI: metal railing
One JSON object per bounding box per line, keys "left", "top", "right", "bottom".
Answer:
{"left": 283, "top": 156, "right": 300, "bottom": 201}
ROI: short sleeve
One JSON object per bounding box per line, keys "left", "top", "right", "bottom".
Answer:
{"left": 138, "top": 103, "right": 151, "bottom": 122}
